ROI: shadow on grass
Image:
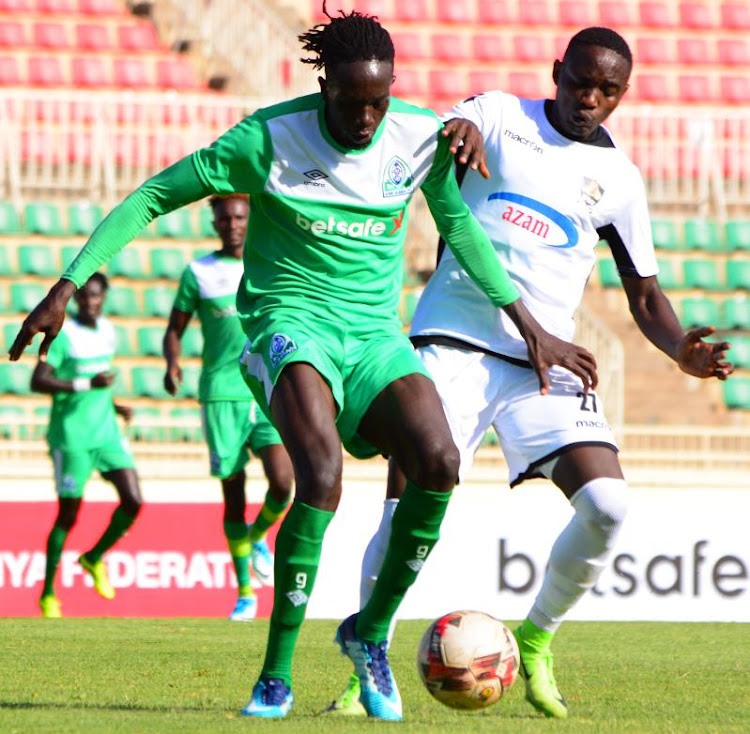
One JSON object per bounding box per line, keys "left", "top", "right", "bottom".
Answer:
{"left": 0, "top": 700, "right": 224, "bottom": 714}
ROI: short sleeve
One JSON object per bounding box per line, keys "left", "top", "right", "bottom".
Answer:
{"left": 46, "top": 329, "right": 70, "bottom": 371}
{"left": 173, "top": 265, "right": 200, "bottom": 314}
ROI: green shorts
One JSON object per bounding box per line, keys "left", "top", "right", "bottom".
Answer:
{"left": 50, "top": 436, "right": 136, "bottom": 499}
{"left": 202, "top": 400, "right": 282, "bottom": 479}
{"left": 239, "top": 312, "right": 429, "bottom": 459}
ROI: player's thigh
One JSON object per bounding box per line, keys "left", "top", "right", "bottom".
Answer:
{"left": 50, "top": 446, "right": 95, "bottom": 499}
{"left": 202, "top": 401, "right": 252, "bottom": 479}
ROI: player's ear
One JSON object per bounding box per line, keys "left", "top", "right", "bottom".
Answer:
{"left": 552, "top": 59, "right": 562, "bottom": 85}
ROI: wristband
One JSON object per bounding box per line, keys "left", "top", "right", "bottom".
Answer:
{"left": 72, "top": 377, "right": 92, "bottom": 392}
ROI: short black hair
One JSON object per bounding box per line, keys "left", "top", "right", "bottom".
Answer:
{"left": 563, "top": 27, "right": 632, "bottom": 67}
{"left": 299, "top": 0, "right": 394, "bottom": 71}
{"left": 84, "top": 271, "right": 108, "bottom": 291}
{"left": 209, "top": 193, "right": 250, "bottom": 212}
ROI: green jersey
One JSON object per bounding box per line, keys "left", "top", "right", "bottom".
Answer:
{"left": 45, "top": 316, "right": 121, "bottom": 451}
{"left": 173, "top": 252, "right": 250, "bottom": 402}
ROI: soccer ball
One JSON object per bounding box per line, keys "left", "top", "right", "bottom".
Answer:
{"left": 417, "top": 610, "right": 520, "bottom": 710}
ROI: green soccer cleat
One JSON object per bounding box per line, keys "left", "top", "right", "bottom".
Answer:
{"left": 514, "top": 624, "right": 569, "bottom": 719}
{"left": 39, "top": 595, "right": 62, "bottom": 618}
{"left": 320, "top": 672, "right": 366, "bottom": 716}
{"left": 78, "top": 555, "right": 115, "bottom": 600}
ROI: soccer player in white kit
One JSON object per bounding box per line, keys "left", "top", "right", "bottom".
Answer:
{"left": 332, "top": 27, "right": 734, "bottom": 719}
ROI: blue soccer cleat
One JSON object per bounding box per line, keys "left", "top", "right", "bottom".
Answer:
{"left": 241, "top": 677, "right": 294, "bottom": 718}
{"left": 229, "top": 596, "right": 257, "bottom": 622}
{"left": 248, "top": 525, "right": 274, "bottom": 586}
{"left": 334, "top": 613, "right": 402, "bottom": 721}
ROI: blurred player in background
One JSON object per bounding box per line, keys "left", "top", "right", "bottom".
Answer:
{"left": 162, "top": 193, "right": 294, "bottom": 621}
{"left": 31, "top": 272, "right": 143, "bottom": 618}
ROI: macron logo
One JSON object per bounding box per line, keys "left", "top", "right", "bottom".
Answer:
{"left": 296, "top": 213, "right": 388, "bottom": 238}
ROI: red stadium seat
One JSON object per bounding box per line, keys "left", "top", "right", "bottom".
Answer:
{"left": 28, "top": 55, "right": 65, "bottom": 86}
{"left": 36, "top": 0, "right": 75, "bottom": 11}
{"left": 431, "top": 33, "right": 469, "bottom": 62}
{"left": 720, "top": 75, "right": 750, "bottom": 104}
{"left": 79, "top": 0, "right": 122, "bottom": 13}
{"left": 428, "top": 69, "right": 464, "bottom": 99}
{"left": 390, "top": 31, "right": 428, "bottom": 61}
{"left": 639, "top": 1, "right": 674, "bottom": 27}
{"left": 676, "top": 38, "right": 710, "bottom": 65}
{"left": 636, "top": 37, "right": 673, "bottom": 64}
{"left": 117, "top": 23, "right": 161, "bottom": 51}
{"left": 76, "top": 23, "right": 112, "bottom": 51}
{"left": 155, "top": 58, "right": 199, "bottom": 90}
{"left": 436, "top": 0, "right": 473, "bottom": 23}
{"left": 352, "top": 0, "right": 387, "bottom": 16}
{"left": 0, "top": 21, "right": 25, "bottom": 47}
{"left": 0, "top": 0, "right": 30, "bottom": 10}
{"left": 72, "top": 55, "right": 110, "bottom": 87}
{"left": 391, "top": 68, "right": 424, "bottom": 97}
{"left": 679, "top": 2, "right": 715, "bottom": 29}
{"left": 477, "top": 0, "right": 512, "bottom": 24}
{"left": 558, "top": 1, "right": 593, "bottom": 26}
{"left": 678, "top": 74, "right": 714, "bottom": 102}
{"left": 32, "top": 22, "right": 70, "bottom": 49}
{"left": 518, "top": 0, "right": 552, "bottom": 25}
{"left": 513, "top": 34, "right": 548, "bottom": 62}
{"left": 468, "top": 70, "right": 502, "bottom": 94}
{"left": 394, "top": 0, "right": 428, "bottom": 22}
{"left": 717, "top": 39, "right": 749, "bottom": 65}
{"left": 721, "top": 3, "right": 750, "bottom": 29}
{"left": 113, "top": 57, "right": 150, "bottom": 88}
{"left": 633, "top": 73, "right": 671, "bottom": 101}
{"left": 472, "top": 33, "right": 508, "bottom": 62}
{"left": 507, "top": 71, "right": 544, "bottom": 98}
{"left": 0, "top": 55, "right": 22, "bottom": 84}
{"left": 598, "top": 1, "right": 634, "bottom": 26}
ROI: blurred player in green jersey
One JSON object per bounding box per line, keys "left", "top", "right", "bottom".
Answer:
{"left": 31, "top": 272, "right": 142, "bottom": 618}
{"left": 162, "top": 194, "right": 294, "bottom": 621}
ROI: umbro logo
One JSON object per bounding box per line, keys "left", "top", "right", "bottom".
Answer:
{"left": 304, "top": 169, "right": 328, "bottom": 180}
{"left": 406, "top": 559, "right": 424, "bottom": 572}
{"left": 286, "top": 590, "right": 309, "bottom": 607}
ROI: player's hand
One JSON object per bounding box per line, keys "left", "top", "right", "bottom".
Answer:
{"left": 676, "top": 326, "right": 734, "bottom": 380}
{"left": 164, "top": 363, "right": 182, "bottom": 396}
{"left": 114, "top": 404, "right": 133, "bottom": 423}
{"left": 442, "top": 118, "right": 490, "bottom": 179}
{"left": 8, "top": 279, "right": 76, "bottom": 362}
{"left": 91, "top": 371, "right": 117, "bottom": 388}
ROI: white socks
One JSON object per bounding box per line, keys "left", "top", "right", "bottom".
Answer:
{"left": 529, "top": 477, "right": 628, "bottom": 633}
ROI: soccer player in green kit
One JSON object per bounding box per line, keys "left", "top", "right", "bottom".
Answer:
{"left": 10, "top": 5, "right": 597, "bottom": 719}
{"left": 162, "top": 193, "right": 294, "bottom": 621}
{"left": 31, "top": 272, "right": 143, "bottom": 618}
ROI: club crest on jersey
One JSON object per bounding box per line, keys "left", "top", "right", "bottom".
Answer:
{"left": 382, "top": 156, "right": 414, "bottom": 198}
{"left": 581, "top": 177, "right": 604, "bottom": 207}
{"left": 269, "top": 333, "right": 297, "bottom": 367}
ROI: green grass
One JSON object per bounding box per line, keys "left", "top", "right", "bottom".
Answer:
{"left": 0, "top": 619, "right": 748, "bottom": 733}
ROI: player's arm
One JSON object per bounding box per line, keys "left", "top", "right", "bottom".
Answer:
{"left": 30, "top": 361, "right": 115, "bottom": 394}
{"left": 163, "top": 308, "right": 192, "bottom": 396}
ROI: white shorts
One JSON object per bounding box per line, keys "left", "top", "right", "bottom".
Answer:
{"left": 417, "top": 344, "right": 618, "bottom": 486}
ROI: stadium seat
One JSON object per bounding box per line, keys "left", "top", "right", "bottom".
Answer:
{"left": 726, "top": 260, "right": 750, "bottom": 290}
{"left": 678, "top": 74, "right": 714, "bottom": 103}
{"left": 477, "top": 0, "right": 512, "bottom": 23}
{"left": 32, "top": 22, "right": 69, "bottom": 49}
{"left": 68, "top": 202, "right": 104, "bottom": 235}
{"left": 75, "top": 23, "right": 112, "bottom": 50}
{"left": 0, "top": 55, "right": 22, "bottom": 85}
{"left": 598, "top": 1, "right": 634, "bottom": 25}
{"left": 717, "top": 39, "right": 749, "bottom": 66}
{"left": 721, "top": 2, "right": 750, "bottom": 30}
{"left": 723, "top": 298, "right": 750, "bottom": 329}
{"left": 0, "top": 363, "right": 32, "bottom": 395}
{"left": 131, "top": 366, "right": 167, "bottom": 398}
{"left": 394, "top": 0, "right": 428, "bottom": 21}
{"left": 679, "top": 2, "right": 715, "bottom": 29}
{"left": 137, "top": 326, "right": 164, "bottom": 357}
{"left": 559, "top": 1, "right": 593, "bottom": 25}
{"left": 655, "top": 258, "right": 681, "bottom": 289}
{"left": 72, "top": 56, "right": 111, "bottom": 88}
{"left": 468, "top": 70, "right": 502, "bottom": 94}
{"left": 114, "top": 324, "right": 133, "bottom": 356}
{"left": 730, "top": 335, "right": 750, "bottom": 369}
{"left": 30, "top": 405, "right": 49, "bottom": 440}
{"left": 432, "top": 33, "right": 469, "bottom": 62}
{"left": 79, "top": 0, "right": 122, "bottom": 13}
{"left": 472, "top": 34, "right": 508, "bottom": 61}
{"left": 37, "top": 0, "right": 75, "bottom": 11}
{"left": 390, "top": 32, "right": 428, "bottom": 61}
{"left": 597, "top": 258, "right": 620, "bottom": 288}
{"left": 108, "top": 248, "right": 146, "bottom": 279}
{"left": 17, "top": 244, "right": 59, "bottom": 276}
{"left": 180, "top": 366, "right": 200, "bottom": 399}
{"left": 149, "top": 248, "right": 186, "bottom": 279}
{"left": 507, "top": 71, "right": 545, "bottom": 98}
{"left": 720, "top": 76, "right": 750, "bottom": 104}
{"left": 0, "top": 21, "right": 26, "bottom": 46}
{"left": 0, "top": 244, "right": 11, "bottom": 275}
{"left": 28, "top": 55, "right": 65, "bottom": 86}
{"left": 636, "top": 37, "right": 673, "bottom": 64}
{"left": 683, "top": 259, "right": 722, "bottom": 290}
{"left": 10, "top": 283, "right": 47, "bottom": 313}
{"left": 518, "top": 0, "right": 552, "bottom": 24}
{"left": 113, "top": 58, "right": 151, "bottom": 88}
{"left": 633, "top": 73, "right": 671, "bottom": 102}
{"left": 182, "top": 327, "right": 203, "bottom": 357}
{"left": 684, "top": 219, "right": 724, "bottom": 252}
{"left": 676, "top": 38, "right": 710, "bottom": 65}
{"left": 428, "top": 70, "right": 464, "bottom": 100}
{"left": 131, "top": 406, "right": 165, "bottom": 442}
{"left": 155, "top": 58, "right": 199, "bottom": 90}
{"left": 24, "top": 202, "right": 64, "bottom": 235}
{"left": 639, "top": 1, "right": 674, "bottom": 27}
{"left": 0, "top": 201, "right": 21, "bottom": 233}
{"left": 61, "top": 245, "right": 81, "bottom": 269}
{"left": 0, "top": 404, "right": 25, "bottom": 438}
{"left": 168, "top": 406, "right": 202, "bottom": 442}
{"left": 722, "top": 378, "right": 750, "bottom": 410}
{"left": 155, "top": 210, "right": 194, "bottom": 239}
{"left": 0, "top": 0, "right": 30, "bottom": 10}
{"left": 651, "top": 218, "right": 682, "bottom": 250}
{"left": 105, "top": 286, "right": 139, "bottom": 316}
{"left": 348, "top": 0, "right": 387, "bottom": 15}
{"left": 436, "top": 0, "right": 473, "bottom": 22}
{"left": 725, "top": 221, "right": 750, "bottom": 251}
{"left": 513, "top": 35, "right": 548, "bottom": 62}
{"left": 117, "top": 22, "right": 161, "bottom": 51}
{"left": 143, "top": 286, "right": 175, "bottom": 318}
{"left": 2, "top": 322, "right": 19, "bottom": 349}
{"left": 392, "top": 68, "right": 424, "bottom": 97}
{"left": 681, "top": 296, "right": 721, "bottom": 327}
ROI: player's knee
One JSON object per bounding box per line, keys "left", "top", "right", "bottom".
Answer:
{"left": 571, "top": 477, "right": 628, "bottom": 534}
{"left": 413, "top": 438, "right": 460, "bottom": 492}
{"left": 56, "top": 506, "right": 79, "bottom": 531}
{"left": 120, "top": 491, "right": 143, "bottom": 518}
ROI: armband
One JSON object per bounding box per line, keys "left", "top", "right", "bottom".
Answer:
{"left": 72, "top": 377, "right": 92, "bottom": 392}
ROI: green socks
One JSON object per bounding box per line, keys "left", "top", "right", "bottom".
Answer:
{"left": 224, "top": 521, "right": 253, "bottom": 597}
{"left": 262, "top": 501, "right": 333, "bottom": 685}
{"left": 42, "top": 525, "right": 69, "bottom": 597}
{"left": 356, "top": 481, "right": 451, "bottom": 642}
{"left": 84, "top": 507, "right": 135, "bottom": 564}
{"left": 517, "top": 618, "right": 555, "bottom": 652}
{"left": 249, "top": 490, "right": 290, "bottom": 543}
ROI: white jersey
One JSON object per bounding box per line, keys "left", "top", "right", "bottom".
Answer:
{"left": 411, "top": 91, "right": 659, "bottom": 361}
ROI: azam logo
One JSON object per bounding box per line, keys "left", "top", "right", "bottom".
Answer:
{"left": 581, "top": 177, "right": 604, "bottom": 207}
{"left": 304, "top": 168, "right": 328, "bottom": 180}
{"left": 270, "top": 333, "right": 297, "bottom": 367}
{"left": 382, "top": 156, "right": 414, "bottom": 198}
{"left": 286, "top": 590, "right": 309, "bottom": 607}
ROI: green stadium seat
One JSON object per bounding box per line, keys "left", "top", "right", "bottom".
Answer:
{"left": 729, "top": 335, "right": 750, "bottom": 369}
{"left": 131, "top": 366, "right": 167, "bottom": 398}
{"left": 114, "top": 324, "right": 133, "bottom": 356}
{"left": 680, "top": 297, "right": 721, "bottom": 328}
{"left": 651, "top": 218, "right": 682, "bottom": 250}
{"left": 24, "top": 202, "right": 64, "bottom": 236}
{"left": 192, "top": 249, "right": 213, "bottom": 260}
{"left": 0, "top": 201, "right": 21, "bottom": 233}
{"left": 597, "top": 258, "right": 620, "bottom": 288}
{"left": 683, "top": 219, "right": 725, "bottom": 252}
{"left": 722, "top": 378, "right": 750, "bottom": 410}
{"left": 137, "top": 326, "right": 164, "bottom": 356}
{"left": 725, "top": 220, "right": 750, "bottom": 251}
{"left": 481, "top": 429, "right": 499, "bottom": 447}
{"left": 149, "top": 249, "right": 186, "bottom": 280}
{"left": 198, "top": 206, "right": 215, "bottom": 238}
{"left": 727, "top": 260, "right": 750, "bottom": 290}
{"left": 31, "top": 405, "right": 49, "bottom": 440}
{"left": 67, "top": 202, "right": 103, "bottom": 235}
{"left": 61, "top": 245, "right": 82, "bottom": 270}
{"left": 143, "top": 286, "right": 175, "bottom": 317}
{"left": 683, "top": 259, "right": 722, "bottom": 290}
{"left": 17, "top": 244, "right": 59, "bottom": 276}
{"left": 182, "top": 326, "right": 203, "bottom": 357}
{"left": 105, "top": 286, "right": 139, "bottom": 316}
{"left": 155, "top": 209, "right": 194, "bottom": 239}
{"left": 169, "top": 406, "right": 202, "bottom": 442}
{"left": 180, "top": 365, "right": 200, "bottom": 399}
{"left": 0, "top": 405, "right": 25, "bottom": 438}
{"left": 0, "top": 362, "right": 33, "bottom": 394}
{"left": 132, "top": 406, "right": 167, "bottom": 442}
{"left": 655, "top": 258, "right": 681, "bottom": 290}
{"left": 10, "top": 283, "right": 47, "bottom": 313}
{"left": 724, "top": 298, "right": 750, "bottom": 329}
{"left": 0, "top": 244, "right": 11, "bottom": 275}
{"left": 108, "top": 248, "right": 146, "bottom": 279}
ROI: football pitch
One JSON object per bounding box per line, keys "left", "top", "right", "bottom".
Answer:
{"left": 1, "top": 619, "right": 747, "bottom": 733}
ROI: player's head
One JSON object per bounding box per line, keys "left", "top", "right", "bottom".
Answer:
{"left": 209, "top": 194, "right": 249, "bottom": 254}
{"left": 300, "top": 1, "right": 395, "bottom": 150}
{"left": 550, "top": 27, "right": 632, "bottom": 142}
{"left": 74, "top": 271, "right": 108, "bottom": 324}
